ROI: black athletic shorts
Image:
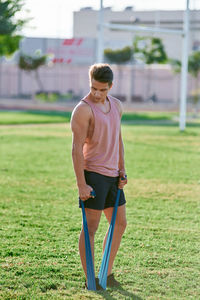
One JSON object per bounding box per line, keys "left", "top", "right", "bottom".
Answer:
{"left": 79, "top": 170, "right": 126, "bottom": 210}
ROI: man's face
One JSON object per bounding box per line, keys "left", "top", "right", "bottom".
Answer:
{"left": 90, "top": 79, "right": 112, "bottom": 102}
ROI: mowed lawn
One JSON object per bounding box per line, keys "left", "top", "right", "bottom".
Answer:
{"left": 0, "top": 111, "right": 199, "bottom": 300}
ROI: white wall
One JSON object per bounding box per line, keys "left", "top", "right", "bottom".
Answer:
{"left": 0, "top": 63, "right": 195, "bottom": 104}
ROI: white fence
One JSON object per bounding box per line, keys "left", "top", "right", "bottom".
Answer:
{"left": 0, "top": 63, "right": 195, "bottom": 103}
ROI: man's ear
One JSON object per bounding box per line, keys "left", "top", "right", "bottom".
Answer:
{"left": 109, "top": 83, "right": 113, "bottom": 90}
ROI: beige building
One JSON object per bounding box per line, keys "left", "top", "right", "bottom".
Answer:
{"left": 1, "top": 8, "right": 199, "bottom": 102}
{"left": 73, "top": 7, "right": 200, "bottom": 60}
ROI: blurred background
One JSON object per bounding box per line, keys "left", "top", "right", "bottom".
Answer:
{"left": 0, "top": 0, "right": 200, "bottom": 115}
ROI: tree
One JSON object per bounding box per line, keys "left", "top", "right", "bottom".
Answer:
{"left": 0, "top": 0, "right": 28, "bottom": 57}
{"left": 133, "top": 36, "right": 168, "bottom": 64}
{"left": 133, "top": 36, "right": 168, "bottom": 101}
{"left": 168, "top": 58, "right": 182, "bottom": 103}
{"left": 168, "top": 58, "right": 181, "bottom": 74}
{"left": 104, "top": 46, "right": 133, "bottom": 97}
{"left": 188, "top": 51, "right": 200, "bottom": 115}
{"left": 0, "top": 34, "right": 21, "bottom": 57}
{"left": 104, "top": 46, "right": 132, "bottom": 64}
{"left": 0, "top": 0, "right": 28, "bottom": 97}
{"left": 18, "top": 51, "right": 48, "bottom": 92}
{"left": 169, "top": 52, "right": 200, "bottom": 115}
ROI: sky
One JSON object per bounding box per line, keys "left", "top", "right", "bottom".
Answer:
{"left": 19, "top": 0, "right": 199, "bottom": 38}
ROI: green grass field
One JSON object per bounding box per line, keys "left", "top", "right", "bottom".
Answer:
{"left": 0, "top": 111, "right": 199, "bottom": 300}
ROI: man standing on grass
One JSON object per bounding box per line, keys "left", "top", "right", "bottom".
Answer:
{"left": 70, "top": 63, "right": 127, "bottom": 289}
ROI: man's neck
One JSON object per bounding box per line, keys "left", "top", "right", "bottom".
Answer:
{"left": 89, "top": 94, "right": 108, "bottom": 105}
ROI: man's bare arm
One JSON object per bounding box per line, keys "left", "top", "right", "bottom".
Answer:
{"left": 71, "top": 103, "right": 93, "bottom": 200}
{"left": 114, "top": 98, "right": 127, "bottom": 189}
{"left": 118, "top": 129, "right": 126, "bottom": 174}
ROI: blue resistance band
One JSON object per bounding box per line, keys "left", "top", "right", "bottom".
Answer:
{"left": 98, "top": 189, "right": 121, "bottom": 289}
{"left": 80, "top": 191, "right": 96, "bottom": 291}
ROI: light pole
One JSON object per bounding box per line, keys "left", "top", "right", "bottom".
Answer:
{"left": 97, "top": 0, "right": 190, "bottom": 130}
{"left": 97, "top": 0, "right": 104, "bottom": 63}
{"left": 179, "top": 0, "right": 190, "bottom": 131}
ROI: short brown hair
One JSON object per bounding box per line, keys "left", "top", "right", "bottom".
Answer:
{"left": 89, "top": 63, "right": 113, "bottom": 87}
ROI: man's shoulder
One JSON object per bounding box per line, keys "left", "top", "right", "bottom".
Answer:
{"left": 72, "top": 100, "right": 92, "bottom": 115}
{"left": 109, "top": 95, "right": 123, "bottom": 115}
{"left": 109, "top": 94, "right": 120, "bottom": 102}
{"left": 71, "top": 100, "right": 93, "bottom": 130}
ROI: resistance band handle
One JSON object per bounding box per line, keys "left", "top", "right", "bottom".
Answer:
{"left": 80, "top": 190, "right": 96, "bottom": 202}
{"left": 90, "top": 190, "right": 96, "bottom": 198}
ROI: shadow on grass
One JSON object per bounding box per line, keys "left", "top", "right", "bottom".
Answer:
{"left": 97, "top": 284, "right": 143, "bottom": 300}
{"left": 22, "top": 110, "right": 71, "bottom": 121}
{"left": 23, "top": 110, "right": 71, "bottom": 117}
{"left": 122, "top": 112, "right": 173, "bottom": 122}
{"left": 122, "top": 120, "right": 200, "bottom": 128}
{"left": 0, "top": 110, "right": 71, "bottom": 125}
{"left": 1, "top": 110, "right": 200, "bottom": 128}
{"left": 0, "top": 109, "right": 71, "bottom": 117}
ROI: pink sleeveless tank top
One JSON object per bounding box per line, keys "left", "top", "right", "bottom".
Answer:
{"left": 82, "top": 95, "right": 121, "bottom": 177}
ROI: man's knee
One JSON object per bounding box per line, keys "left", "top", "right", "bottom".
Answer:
{"left": 115, "top": 218, "right": 127, "bottom": 233}
{"left": 87, "top": 221, "right": 99, "bottom": 237}
{"left": 85, "top": 208, "right": 102, "bottom": 237}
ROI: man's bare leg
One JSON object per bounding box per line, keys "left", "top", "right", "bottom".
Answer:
{"left": 103, "top": 204, "right": 127, "bottom": 276}
{"left": 79, "top": 208, "right": 102, "bottom": 279}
